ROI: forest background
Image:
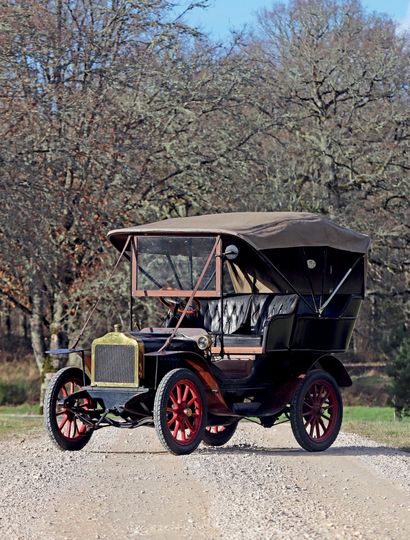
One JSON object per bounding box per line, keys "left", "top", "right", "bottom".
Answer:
{"left": 0, "top": 0, "right": 408, "bottom": 403}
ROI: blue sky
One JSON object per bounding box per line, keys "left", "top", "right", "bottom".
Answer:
{"left": 177, "top": 1, "right": 410, "bottom": 40}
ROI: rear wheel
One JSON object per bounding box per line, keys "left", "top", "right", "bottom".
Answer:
{"left": 44, "top": 367, "right": 93, "bottom": 451}
{"left": 202, "top": 421, "right": 238, "bottom": 447}
{"left": 290, "top": 369, "right": 342, "bottom": 452}
{"left": 154, "top": 368, "right": 207, "bottom": 455}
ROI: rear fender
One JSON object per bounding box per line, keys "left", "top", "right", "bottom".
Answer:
{"left": 311, "top": 355, "right": 352, "bottom": 387}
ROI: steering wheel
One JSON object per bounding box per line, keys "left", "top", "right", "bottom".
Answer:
{"left": 159, "top": 297, "right": 201, "bottom": 316}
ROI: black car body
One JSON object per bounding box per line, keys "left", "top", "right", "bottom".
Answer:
{"left": 44, "top": 212, "right": 370, "bottom": 455}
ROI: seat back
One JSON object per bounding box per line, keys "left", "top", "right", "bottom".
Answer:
{"left": 251, "top": 294, "right": 299, "bottom": 334}
{"left": 200, "top": 294, "right": 299, "bottom": 336}
{"left": 200, "top": 295, "right": 251, "bottom": 334}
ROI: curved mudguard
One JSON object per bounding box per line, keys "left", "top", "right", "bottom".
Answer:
{"left": 311, "top": 355, "right": 352, "bottom": 387}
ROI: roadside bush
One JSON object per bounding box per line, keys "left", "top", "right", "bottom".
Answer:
{"left": 0, "top": 379, "right": 40, "bottom": 405}
{"left": 0, "top": 352, "right": 41, "bottom": 405}
{"left": 387, "top": 337, "right": 410, "bottom": 417}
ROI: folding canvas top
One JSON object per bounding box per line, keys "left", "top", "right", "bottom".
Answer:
{"left": 108, "top": 212, "right": 370, "bottom": 254}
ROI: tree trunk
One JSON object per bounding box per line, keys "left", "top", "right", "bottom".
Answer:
{"left": 29, "top": 286, "right": 46, "bottom": 374}
{"left": 50, "top": 290, "right": 69, "bottom": 370}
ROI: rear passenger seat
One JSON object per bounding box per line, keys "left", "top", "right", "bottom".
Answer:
{"left": 200, "top": 294, "right": 298, "bottom": 344}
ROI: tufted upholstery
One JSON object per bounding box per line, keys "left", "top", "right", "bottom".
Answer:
{"left": 250, "top": 294, "right": 299, "bottom": 334}
{"left": 200, "top": 294, "right": 298, "bottom": 336}
{"left": 200, "top": 296, "right": 251, "bottom": 334}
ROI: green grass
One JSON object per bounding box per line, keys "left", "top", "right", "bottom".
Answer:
{"left": 0, "top": 403, "right": 40, "bottom": 415}
{"left": 0, "top": 404, "right": 42, "bottom": 439}
{"left": 343, "top": 406, "right": 396, "bottom": 422}
{"left": 342, "top": 406, "right": 410, "bottom": 452}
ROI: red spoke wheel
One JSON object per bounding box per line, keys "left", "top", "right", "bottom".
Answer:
{"left": 290, "top": 369, "right": 342, "bottom": 452}
{"left": 154, "top": 368, "right": 207, "bottom": 455}
{"left": 44, "top": 367, "right": 93, "bottom": 451}
{"left": 202, "top": 421, "right": 238, "bottom": 447}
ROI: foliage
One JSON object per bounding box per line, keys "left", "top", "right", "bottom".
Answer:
{"left": 387, "top": 337, "right": 410, "bottom": 415}
{"left": 0, "top": 0, "right": 408, "bottom": 373}
{"left": 0, "top": 380, "right": 39, "bottom": 406}
{"left": 342, "top": 374, "right": 390, "bottom": 407}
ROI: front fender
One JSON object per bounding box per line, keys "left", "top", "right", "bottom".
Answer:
{"left": 150, "top": 351, "right": 233, "bottom": 415}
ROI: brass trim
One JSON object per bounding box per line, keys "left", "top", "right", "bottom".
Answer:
{"left": 91, "top": 332, "right": 144, "bottom": 387}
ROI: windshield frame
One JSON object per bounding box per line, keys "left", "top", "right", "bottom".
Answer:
{"left": 131, "top": 235, "right": 222, "bottom": 297}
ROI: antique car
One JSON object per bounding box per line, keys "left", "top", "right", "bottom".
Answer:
{"left": 44, "top": 212, "right": 370, "bottom": 455}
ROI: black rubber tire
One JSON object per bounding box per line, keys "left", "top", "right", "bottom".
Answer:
{"left": 154, "top": 368, "right": 208, "bottom": 455}
{"left": 290, "top": 369, "right": 343, "bottom": 452}
{"left": 44, "top": 367, "right": 93, "bottom": 451}
{"left": 202, "top": 421, "right": 238, "bottom": 447}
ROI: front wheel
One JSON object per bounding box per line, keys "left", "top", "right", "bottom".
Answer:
{"left": 290, "top": 369, "right": 343, "bottom": 452}
{"left": 44, "top": 367, "right": 93, "bottom": 451}
{"left": 154, "top": 368, "right": 207, "bottom": 455}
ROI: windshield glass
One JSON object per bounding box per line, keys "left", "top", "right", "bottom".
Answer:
{"left": 133, "top": 236, "right": 219, "bottom": 296}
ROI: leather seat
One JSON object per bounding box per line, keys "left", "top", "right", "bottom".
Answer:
{"left": 200, "top": 295, "right": 251, "bottom": 334}
{"left": 250, "top": 294, "right": 298, "bottom": 333}
{"left": 200, "top": 294, "right": 298, "bottom": 341}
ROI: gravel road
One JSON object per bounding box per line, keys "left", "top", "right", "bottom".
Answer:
{"left": 0, "top": 422, "right": 409, "bottom": 540}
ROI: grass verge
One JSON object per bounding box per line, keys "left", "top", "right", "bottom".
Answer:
{"left": 0, "top": 404, "right": 42, "bottom": 440}
{"left": 343, "top": 406, "right": 410, "bottom": 452}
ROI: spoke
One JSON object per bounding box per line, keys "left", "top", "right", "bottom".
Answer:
{"left": 315, "top": 421, "right": 321, "bottom": 439}
{"left": 302, "top": 410, "right": 313, "bottom": 417}
{"left": 60, "top": 386, "right": 68, "bottom": 398}
{"left": 72, "top": 420, "right": 79, "bottom": 438}
{"left": 176, "top": 384, "right": 182, "bottom": 404}
{"left": 69, "top": 381, "right": 75, "bottom": 394}
{"left": 318, "top": 418, "right": 327, "bottom": 434}
{"left": 65, "top": 419, "right": 72, "bottom": 438}
{"left": 182, "top": 384, "right": 190, "bottom": 402}
{"left": 187, "top": 396, "right": 197, "bottom": 407}
{"left": 309, "top": 419, "right": 315, "bottom": 437}
{"left": 184, "top": 416, "right": 194, "bottom": 432}
{"left": 318, "top": 387, "right": 329, "bottom": 404}
{"left": 56, "top": 410, "right": 66, "bottom": 417}
{"left": 169, "top": 392, "right": 178, "bottom": 407}
{"left": 58, "top": 415, "right": 68, "bottom": 430}
{"left": 179, "top": 426, "right": 186, "bottom": 442}
{"left": 167, "top": 413, "right": 177, "bottom": 427}
{"left": 304, "top": 414, "right": 313, "bottom": 428}
{"left": 172, "top": 420, "right": 180, "bottom": 438}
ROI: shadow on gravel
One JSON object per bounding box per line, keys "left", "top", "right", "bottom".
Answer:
{"left": 90, "top": 450, "right": 169, "bottom": 455}
{"left": 194, "top": 444, "right": 409, "bottom": 458}
{"left": 88, "top": 445, "right": 408, "bottom": 458}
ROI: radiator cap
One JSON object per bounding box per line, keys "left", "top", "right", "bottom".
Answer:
{"left": 114, "top": 324, "right": 122, "bottom": 333}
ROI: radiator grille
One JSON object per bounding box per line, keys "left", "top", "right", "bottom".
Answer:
{"left": 94, "top": 344, "right": 136, "bottom": 384}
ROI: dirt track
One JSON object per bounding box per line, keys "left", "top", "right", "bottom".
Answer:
{"left": 1, "top": 422, "right": 409, "bottom": 539}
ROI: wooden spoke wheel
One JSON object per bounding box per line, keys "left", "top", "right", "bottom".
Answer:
{"left": 202, "top": 421, "right": 238, "bottom": 447}
{"left": 290, "top": 369, "right": 342, "bottom": 452}
{"left": 44, "top": 367, "right": 93, "bottom": 451}
{"left": 154, "top": 368, "right": 207, "bottom": 455}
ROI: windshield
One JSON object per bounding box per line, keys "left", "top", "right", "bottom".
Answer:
{"left": 132, "top": 236, "right": 220, "bottom": 297}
